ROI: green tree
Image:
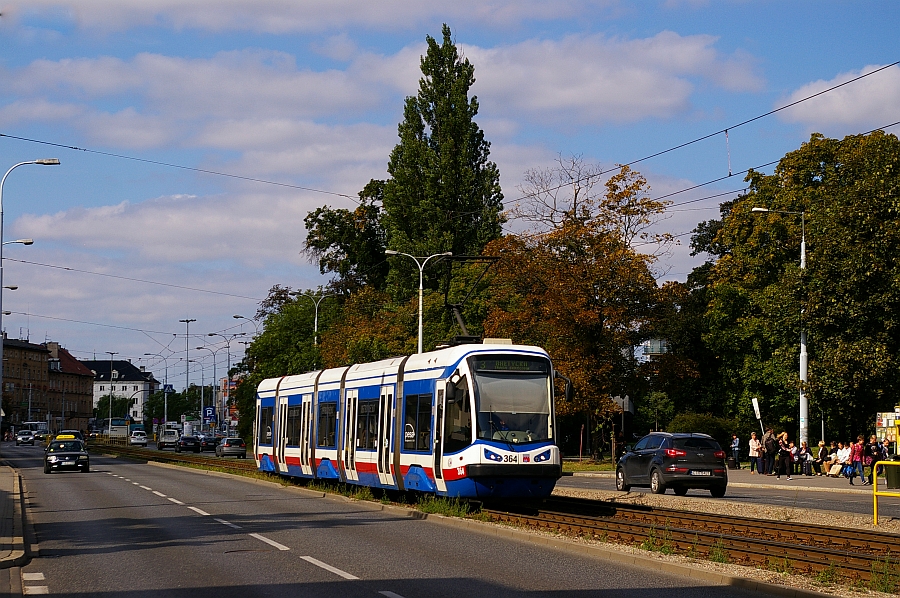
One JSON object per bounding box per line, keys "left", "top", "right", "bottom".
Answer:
{"left": 703, "top": 131, "right": 900, "bottom": 439}
{"left": 93, "top": 394, "right": 134, "bottom": 421}
{"left": 382, "top": 23, "right": 504, "bottom": 297}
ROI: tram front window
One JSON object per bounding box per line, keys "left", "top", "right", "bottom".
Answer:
{"left": 472, "top": 364, "right": 551, "bottom": 444}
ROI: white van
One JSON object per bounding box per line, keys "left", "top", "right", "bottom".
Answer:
{"left": 157, "top": 428, "right": 179, "bottom": 450}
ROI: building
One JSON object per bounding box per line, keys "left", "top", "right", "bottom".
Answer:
{"left": 1, "top": 336, "right": 94, "bottom": 433}
{"left": 81, "top": 359, "right": 159, "bottom": 424}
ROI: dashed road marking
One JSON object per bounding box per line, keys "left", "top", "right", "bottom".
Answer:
{"left": 188, "top": 506, "right": 211, "bottom": 516}
{"left": 168, "top": 497, "right": 185, "bottom": 505}
{"left": 214, "top": 518, "right": 242, "bottom": 529}
{"left": 139, "top": 485, "right": 152, "bottom": 491}
{"left": 300, "top": 555, "right": 357, "bottom": 579}
{"left": 152, "top": 491, "right": 166, "bottom": 497}
{"left": 22, "top": 573, "right": 44, "bottom": 581}
{"left": 379, "top": 592, "right": 406, "bottom": 598}
{"left": 22, "top": 586, "right": 49, "bottom": 595}
{"left": 250, "top": 533, "right": 290, "bottom": 551}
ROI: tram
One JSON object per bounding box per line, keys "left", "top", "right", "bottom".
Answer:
{"left": 255, "top": 341, "right": 570, "bottom": 498}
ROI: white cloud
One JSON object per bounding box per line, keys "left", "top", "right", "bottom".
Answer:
{"left": 468, "top": 31, "right": 763, "bottom": 125}
{"left": 4, "top": 0, "right": 618, "bottom": 33}
{"left": 777, "top": 64, "right": 900, "bottom": 131}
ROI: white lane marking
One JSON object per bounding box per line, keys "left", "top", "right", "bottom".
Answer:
{"left": 168, "top": 497, "right": 185, "bottom": 505}
{"left": 188, "top": 506, "right": 210, "bottom": 516}
{"left": 249, "top": 533, "right": 290, "bottom": 551}
{"left": 379, "top": 592, "right": 406, "bottom": 598}
{"left": 152, "top": 491, "right": 167, "bottom": 497}
{"left": 300, "top": 555, "right": 357, "bottom": 579}
{"left": 23, "top": 586, "right": 49, "bottom": 595}
{"left": 22, "top": 573, "right": 45, "bottom": 581}
{"left": 214, "top": 518, "right": 242, "bottom": 529}
{"left": 132, "top": 482, "right": 140, "bottom": 485}
{"left": 139, "top": 486, "right": 152, "bottom": 491}
{"left": 124, "top": 479, "right": 131, "bottom": 481}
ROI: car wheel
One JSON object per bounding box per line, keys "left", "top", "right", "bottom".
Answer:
{"left": 615, "top": 468, "right": 630, "bottom": 491}
{"left": 43, "top": 465, "right": 50, "bottom": 474}
{"left": 709, "top": 485, "right": 727, "bottom": 498}
{"left": 673, "top": 486, "right": 688, "bottom": 496}
{"left": 81, "top": 465, "right": 90, "bottom": 473}
{"left": 194, "top": 447, "right": 200, "bottom": 453}
{"left": 650, "top": 469, "right": 667, "bottom": 494}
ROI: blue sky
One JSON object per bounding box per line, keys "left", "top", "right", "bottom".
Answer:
{"left": 0, "top": 0, "right": 898, "bottom": 390}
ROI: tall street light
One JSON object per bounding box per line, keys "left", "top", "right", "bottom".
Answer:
{"left": 288, "top": 292, "right": 335, "bottom": 347}
{"left": 0, "top": 159, "right": 58, "bottom": 438}
{"left": 196, "top": 346, "right": 221, "bottom": 431}
{"left": 144, "top": 353, "right": 169, "bottom": 425}
{"left": 385, "top": 250, "right": 452, "bottom": 354}
{"left": 207, "top": 332, "right": 244, "bottom": 431}
{"left": 106, "top": 351, "right": 118, "bottom": 437}
{"left": 751, "top": 206, "right": 808, "bottom": 443}
{"left": 179, "top": 319, "right": 196, "bottom": 391}
{"left": 233, "top": 314, "right": 261, "bottom": 337}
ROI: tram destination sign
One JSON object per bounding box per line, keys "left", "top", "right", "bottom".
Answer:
{"left": 473, "top": 356, "right": 548, "bottom": 373}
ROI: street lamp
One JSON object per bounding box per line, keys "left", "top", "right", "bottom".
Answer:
{"left": 207, "top": 332, "right": 244, "bottom": 431}
{"left": 144, "top": 353, "right": 169, "bottom": 425}
{"left": 106, "top": 351, "right": 118, "bottom": 437}
{"left": 288, "top": 292, "right": 335, "bottom": 347}
{"left": 751, "top": 206, "right": 808, "bottom": 443}
{"left": 195, "top": 345, "right": 222, "bottom": 432}
{"left": 384, "top": 250, "right": 452, "bottom": 354}
{"left": 179, "top": 318, "right": 196, "bottom": 391}
{"left": 233, "top": 314, "right": 261, "bottom": 336}
{"left": 0, "top": 159, "right": 58, "bottom": 438}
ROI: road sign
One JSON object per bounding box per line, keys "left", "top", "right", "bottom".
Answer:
{"left": 751, "top": 397, "right": 762, "bottom": 420}
{"left": 204, "top": 407, "right": 216, "bottom": 422}
{"left": 163, "top": 384, "right": 174, "bottom": 393}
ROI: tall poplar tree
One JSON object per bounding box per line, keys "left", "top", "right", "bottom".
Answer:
{"left": 382, "top": 24, "right": 504, "bottom": 295}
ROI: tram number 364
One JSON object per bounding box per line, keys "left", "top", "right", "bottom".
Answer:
{"left": 503, "top": 455, "right": 518, "bottom": 463}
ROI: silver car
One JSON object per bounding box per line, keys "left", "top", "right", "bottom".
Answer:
{"left": 15, "top": 430, "right": 35, "bottom": 446}
{"left": 215, "top": 437, "right": 246, "bottom": 458}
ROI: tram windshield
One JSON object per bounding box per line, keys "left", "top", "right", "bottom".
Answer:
{"left": 471, "top": 355, "right": 552, "bottom": 445}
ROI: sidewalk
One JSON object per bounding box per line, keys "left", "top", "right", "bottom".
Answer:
{"left": 0, "top": 464, "right": 26, "bottom": 568}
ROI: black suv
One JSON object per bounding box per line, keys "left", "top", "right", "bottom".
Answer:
{"left": 616, "top": 432, "right": 728, "bottom": 497}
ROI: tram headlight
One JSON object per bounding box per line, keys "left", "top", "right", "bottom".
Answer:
{"left": 484, "top": 448, "right": 503, "bottom": 462}
{"left": 534, "top": 449, "right": 551, "bottom": 463}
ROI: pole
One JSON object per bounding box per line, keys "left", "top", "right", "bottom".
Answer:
{"left": 179, "top": 319, "right": 196, "bottom": 391}
{"left": 384, "top": 250, "right": 451, "bottom": 353}
{"left": 799, "top": 213, "right": 808, "bottom": 444}
{"left": 106, "top": 351, "right": 118, "bottom": 436}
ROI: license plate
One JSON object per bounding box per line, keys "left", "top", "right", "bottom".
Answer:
{"left": 690, "top": 470, "right": 711, "bottom": 476}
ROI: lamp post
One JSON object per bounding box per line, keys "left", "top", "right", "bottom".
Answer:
{"left": 106, "top": 351, "right": 118, "bottom": 437}
{"left": 288, "top": 291, "right": 335, "bottom": 348}
{"left": 384, "top": 250, "right": 452, "bottom": 354}
{"left": 144, "top": 353, "right": 169, "bottom": 425}
{"left": 207, "top": 332, "right": 244, "bottom": 432}
{"left": 233, "top": 314, "right": 261, "bottom": 337}
{"left": 196, "top": 346, "right": 221, "bottom": 432}
{"left": 179, "top": 318, "right": 196, "bottom": 391}
{"left": 0, "top": 159, "right": 57, "bottom": 438}
{"left": 751, "top": 207, "right": 808, "bottom": 443}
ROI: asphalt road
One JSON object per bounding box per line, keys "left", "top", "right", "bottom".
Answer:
{"left": 3, "top": 444, "right": 760, "bottom": 598}
{"left": 557, "top": 470, "right": 900, "bottom": 518}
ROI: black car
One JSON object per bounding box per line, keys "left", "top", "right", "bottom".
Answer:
{"left": 197, "top": 434, "right": 220, "bottom": 452}
{"left": 44, "top": 437, "right": 90, "bottom": 473}
{"left": 175, "top": 435, "right": 201, "bottom": 453}
{"left": 616, "top": 432, "right": 728, "bottom": 497}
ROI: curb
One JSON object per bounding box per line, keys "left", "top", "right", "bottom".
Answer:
{"left": 0, "top": 470, "right": 27, "bottom": 569}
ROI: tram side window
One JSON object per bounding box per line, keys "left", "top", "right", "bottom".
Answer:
{"left": 259, "top": 406, "right": 274, "bottom": 446}
{"left": 286, "top": 406, "right": 302, "bottom": 446}
{"left": 317, "top": 402, "right": 337, "bottom": 448}
{"left": 404, "top": 393, "right": 432, "bottom": 452}
{"left": 443, "top": 376, "right": 471, "bottom": 454}
{"left": 356, "top": 399, "right": 378, "bottom": 450}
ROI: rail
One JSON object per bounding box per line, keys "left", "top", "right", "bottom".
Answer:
{"left": 88, "top": 440, "right": 257, "bottom": 473}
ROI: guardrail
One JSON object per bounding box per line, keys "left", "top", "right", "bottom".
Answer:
{"left": 872, "top": 460, "right": 900, "bottom": 525}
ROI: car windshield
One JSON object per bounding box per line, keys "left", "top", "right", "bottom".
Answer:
{"left": 48, "top": 442, "right": 82, "bottom": 452}
{"left": 471, "top": 355, "right": 552, "bottom": 445}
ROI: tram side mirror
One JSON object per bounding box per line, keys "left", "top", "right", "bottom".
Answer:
{"left": 555, "top": 371, "right": 574, "bottom": 403}
{"left": 446, "top": 370, "right": 460, "bottom": 400}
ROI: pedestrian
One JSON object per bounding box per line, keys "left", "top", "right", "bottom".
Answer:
{"left": 789, "top": 441, "right": 799, "bottom": 475}
{"left": 776, "top": 431, "right": 792, "bottom": 480}
{"left": 763, "top": 428, "right": 777, "bottom": 475}
{"left": 813, "top": 440, "right": 828, "bottom": 476}
{"left": 748, "top": 431, "right": 762, "bottom": 474}
{"left": 849, "top": 435, "right": 865, "bottom": 485}
{"left": 798, "top": 441, "right": 813, "bottom": 476}
{"left": 731, "top": 433, "right": 741, "bottom": 468}
{"left": 865, "top": 434, "right": 881, "bottom": 486}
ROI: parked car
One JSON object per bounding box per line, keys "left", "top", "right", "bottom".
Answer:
{"left": 175, "top": 435, "right": 201, "bottom": 453}
{"left": 215, "top": 437, "right": 246, "bottom": 459}
{"left": 129, "top": 430, "right": 148, "bottom": 446}
{"left": 616, "top": 432, "right": 728, "bottom": 497}
{"left": 15, "top": 430, "right": 35, "bottom": 446}
{"left": 33, "top": 430, "right": 51, "bottom": 444}
{"left": 197, "top": 434, "right": 220, "bottom": 452}
{"left": 44, "top": 437, "right": 90, "bottom": 473}
{"left": 157, "top": 428, "right": 180, "bottom": 450}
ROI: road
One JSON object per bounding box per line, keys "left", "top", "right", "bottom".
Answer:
{"left": 557, "top": 469, "right": 900, "bottom": 518}
{"left": 3, "top": 444, "right": 761, "bottom": 597}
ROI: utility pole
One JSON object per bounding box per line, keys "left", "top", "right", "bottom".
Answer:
{"left": 106, "top": 351, "right": 117, "bottom": 437}
{"left": 179, "top": 319, "right": 196, "bottom": 392}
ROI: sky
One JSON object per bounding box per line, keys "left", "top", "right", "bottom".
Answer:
{"left": 0, "top": 0, "right": 898, "bottom": 391}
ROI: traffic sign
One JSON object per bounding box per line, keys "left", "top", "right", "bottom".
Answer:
{"left": 163, "top": 384, "right": 174, "bottom": 393}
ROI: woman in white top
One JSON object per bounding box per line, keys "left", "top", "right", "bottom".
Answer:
{"left": 748, "top": 431, "right": 762, "bottom": 474}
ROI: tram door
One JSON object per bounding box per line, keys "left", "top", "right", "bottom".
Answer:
{"left": 433, "top": 382, "right": 448, "bottom": 493}
{"left": 377, "top": 385, "right": 395, "bottom": 487}
{"left": 343, "top": 389, "right": 359, "bottom": 482}
{"left": 276, "top": 392, "right": 288, "bottom": 474}
{"left": 299, "top": 393, "right": 313, "bottom": 476}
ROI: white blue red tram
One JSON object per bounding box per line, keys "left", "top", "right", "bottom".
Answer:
{"left": 255, "top": 342, "right": 565, "bottom": 498}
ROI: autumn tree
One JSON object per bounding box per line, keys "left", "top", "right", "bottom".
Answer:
{"left": 702, "top": 131, "right": 900, "bottom": 438}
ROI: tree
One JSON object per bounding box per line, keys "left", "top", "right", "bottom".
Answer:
{"left": 93, "top": 394, "right": 133, "bottom": 421}
{"left": 381, "top": 24, "right": 504, "bottom": 297}
{"left": 703, "top": 131, "right": 900, "bottom": 439}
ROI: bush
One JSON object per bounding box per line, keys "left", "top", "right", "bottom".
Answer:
{"left": 666, "top": 413, "right": 744, "bottom": 450}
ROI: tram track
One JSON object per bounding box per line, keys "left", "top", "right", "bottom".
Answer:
{"left": 483, "top": 496, "right": 899, "bottom": 583}
{"left": 90, "top": 441, "right": 258, "bottom": 473}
